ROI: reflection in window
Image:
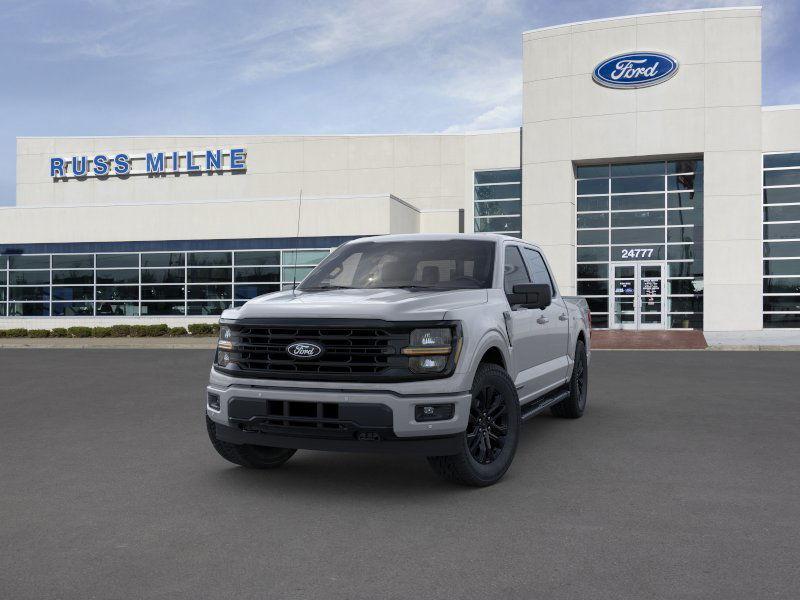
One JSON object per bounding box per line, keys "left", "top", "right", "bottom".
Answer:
{"left": 474, "top": 169, "right": 521, "bottom": 237}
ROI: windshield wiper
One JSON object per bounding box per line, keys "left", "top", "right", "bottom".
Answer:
{"left": 378, "top": 285, "right": 440, "bottom": 291}
{"left": 300, "top": 285, "right": 355, "bottom": 291}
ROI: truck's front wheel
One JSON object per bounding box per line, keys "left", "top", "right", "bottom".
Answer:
{"left": 427, "top": 363, "right": 520, "bottom": 487}
{"left": 206, "top": 417, "right": 296, "bottom": 469}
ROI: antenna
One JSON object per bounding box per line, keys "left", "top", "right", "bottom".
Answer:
{"left": 291, "top": 189, "right": 303, "bottom": 295}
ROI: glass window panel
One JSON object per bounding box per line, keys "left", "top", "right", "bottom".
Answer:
{"left": 577, "top": 230, "right": 608, "bottom": 245}
{"left": 8, "top": 302, "right": 49, "bottom": 316}
{"left": 96, "top": 302, "right": 138, "bottom": 316}
{"left": 764, "top": 153, "right": 800, "bottom": 169}
{"left": 187, "top": 267, "right": 231, "bottom": 283}
{"left": 9, "top": 255, "right": 49, "bottom": 269}
{"left": 140, "top": 253, "right": 185, "bottom": 268}
{"left": 611, "top": 194, "right": 664, "bottom": 210}
{"left": 764, "top": 170, "right": 800, "bottom": 187}
{"left": 576, "top": 165, "right": 608, "bottom": 179}
{"left": 234, "top": 266, "right": 280, "bottom": 282}
{"left": 577, "top": 247, "right": 609, "bottom": 262}
{"left": 764, "top": 205, "right": 800, "bottom": 223}
{"left": 474, "top": 200, "right": 521, "bottom": 217}
{"left": 764, "top": 241, "right": 800, "bottom": 258}
{"left": 96, "top": 254, "right": 138, "bottom": 268}
{"left": 474, "top": 170, "right": 520, "bottom": 184}
{"left": 282, "top": 250, "right": 330, "bottom": 265}
{"left": 0, "top": 288, "right": 5, "bottom": 301}
{"left": 0, "top": 304, "right": 5, "bottom": 316}
{"left": 668, "top": 279, "right": 702, "bottom": 295}
{"left": 9, "top": 270, "right": 50, "bottom": 285}
{"left": 52, "top": 270, "right": 92, "bottom": 284}
{"left": 577, "top": 213, "right": 608, "bottom": 229}
{"left": 590, "top": 314, "right": 609, "bottom": 328}
{"left": 764, "top": 223, "right": 800, "bottom": 240}
{"left": 763, "top": 277, "right": 800, "bottom": 294}
{"left": 611, "top": 210, "right": 665, "bottom": 228}
{"left": 52, "top": 286, "right": 93, "bottom": 301}
{"left": 763, "top": 296, "right": 800, "bottom": 312}
{"left": 0, "top": 255, "right": 6, "bottom": 269}
{"left": 187, "top": 251, "right": 231, "bottom": 266}
{"left": 474, "top": 216, "right": 521, "bottom": 233}
{"left": 764, "top": 259, "right": 800, "bottom": 276}
{"left": 611, "top": 162, "right": 664, "bottom": 177}
{"left": 577, "top": 264, "right": 608, "bottom": 279}
{"left": 668, "top": 262, "right": 695, "bottom": 277}
{"left": 233, "top": 251, "right": 280, "bottom": 266}
{"left": 0, "top": 272, "right": 5, "bottom": 286}
{"left": 96, "top": 269, "right": 138, "bottom": 284}
{"left": 96, "top": 286, "right": 138, "bottom": 301}
{"left": 141, "top": 285, "right": 185, "bottom": 300}
{"left": 10, "top": 287, "right": 49, "bottom": 301}
{"left": 667, "top": 245, "right": 694, "bottom": 261}
{"left": 503, "top": 246, "right": 530, "bottom": 294}
{"left": 52, "top": 254, "right": 93, "bottom": 269}
{"left": 667, "top": 209, "right": 699, "bottom": 226}
{"left": 669, "top": 314, "right": 703, "bottom": 329}
{"left": 611, "top": 176, "right": 663, "bottom": 194}
{"left": 52, "top": 302, "right": 94, "bottom": 316}
{"left": 282, "top": 266, "right": 314, "bottom": 283}
{"left": 667, "top": 160, "right": 702, "bottom": 174}
{"left": 577, "top": 197, "right": 608, "bottom": 212}
{"left": 474, "top": 184, "right": 521, "bottom": 200}
{"left": 521, "top": 248, "right": 555, "bottom": 293}
{"left": 187, "top": 284, "right": 232, "bottom": 300}
{"left": 576, "top": 179, "right": 608, "bottom": 195}
{"left": 667, "top": 174, "right": 700, "bottom": 191}
{"left": 669, "top": 297, "right": 702, "bottom": 312}
{"left": 234, "top": 284, "right": 280, "bottom": 300}
{"left": 585, "top": 297, "right": 608, "bottom": 312}
{"left": 186, "top": 301, "right": 228, "bottom": 316}
{"left": 611, "top": 228, "right": 664, "bottom": 244}
{"left": 141, "top": 268, "right": 185, "bottom": 284}
{"left": 667, "top": 191, "right": 702, "bottom": 209}
{"left": 667, "top": 227, "right": 694, "bottom": 243}
{"left": 764, "top": 314, "right": 800, "bottom": 328}
{"left": 611, "top": 245, "right": 665, "bottom": 261}
{"left": 140, "top": 302, "right": 185, "bottom": 316}
{"left": 763, "top": 187, "right": 800, "bottom": 204}
{"left": 577, "top": 281, "right": 608, "bottom": 295}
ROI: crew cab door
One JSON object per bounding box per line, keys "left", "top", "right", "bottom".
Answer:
{"left": 520, "top": 246, "right": 570, "bottom": 390}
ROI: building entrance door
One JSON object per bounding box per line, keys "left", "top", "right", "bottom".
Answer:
{"left": 610, "top": 262, "right": 666, "bottom": 330}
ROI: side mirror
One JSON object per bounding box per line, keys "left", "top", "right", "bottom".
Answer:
{"left": 509, "top": 283, "right": 551, "bottom": 310}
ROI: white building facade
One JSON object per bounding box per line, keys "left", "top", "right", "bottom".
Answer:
{"left": 2, "top": 6, "right": 799, "bottom": 332}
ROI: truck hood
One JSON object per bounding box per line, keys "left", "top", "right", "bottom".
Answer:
{"left": 224, "top": 288, "right": 488, "bottom": 321}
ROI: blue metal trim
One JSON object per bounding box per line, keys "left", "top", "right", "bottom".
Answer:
{"left": 0, "top": 235, "right": 366, "bottom": 255}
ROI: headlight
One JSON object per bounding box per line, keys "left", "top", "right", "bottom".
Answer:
{"left": 216, "top": 325, "right": 235, "bottom": 367}
{"left": 403, "top": 328, "right": 457, "bottom": 373}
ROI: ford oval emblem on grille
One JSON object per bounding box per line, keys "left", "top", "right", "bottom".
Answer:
{"left": 286, "top": 341, "right": 324, "bottom": 359}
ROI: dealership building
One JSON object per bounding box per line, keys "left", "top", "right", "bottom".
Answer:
{"left": 2, "top": 6, "right": 799, "bottom": 334}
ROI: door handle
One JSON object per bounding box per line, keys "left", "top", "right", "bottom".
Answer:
{"left": 559, "top": 313, "right": 568, "bottom": 321}
{"left": 536, "top": 316, "right": 549, "bottom": 325}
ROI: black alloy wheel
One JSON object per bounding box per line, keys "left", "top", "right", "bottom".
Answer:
{"left": 467, "top": 384, "right": 509, "bottom": 464}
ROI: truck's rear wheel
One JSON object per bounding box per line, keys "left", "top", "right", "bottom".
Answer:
{"left": 551, "top": 339, "right": 588, "bottom": 419}
{"left": 427, "top": 363, "right": 520, "bottom": 487}
{"left": 206, "top": 417, "right": 296, "bottom": 469}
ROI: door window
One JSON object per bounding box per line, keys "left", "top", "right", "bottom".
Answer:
{"left": 503, "top": 246, "right": 531, "bottom": 294}
{"left": 522, "top": 248, "right": 555, "bottom": 295}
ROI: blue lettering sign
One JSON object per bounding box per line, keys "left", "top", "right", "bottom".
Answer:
{"left": 230, "top": 148, "right": 246, "bottom": 170}
{"left": 146, "top": 152, "right": 165, "bottom": 173}
{"left": 206, "top": 149, "right": 221, "bottom": 170}
{"left": 50, "top": 158, "right": 65, "bottom": 177}
{"left": 93, "top": 154, "right": 109, "bottom": 176}
{"left": 72, "top": 156, "right": 88, "bottom": 177}
{"left": 113, "top": 153, "right": 130, "bottom": 175}
{"left": 186, "top": 150, "right": 200, "bottom": 172}
{"left": 171, "top": 151, "right": 180, "bottom": 172}
{"left": 593, "top": 52, "right": 678, "bottom": 89}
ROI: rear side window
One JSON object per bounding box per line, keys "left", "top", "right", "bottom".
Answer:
{"left": 503, "top": 246, "right": 531, "bottom": 294}
{"left": 522, "top": 248, "right": 555, "bottom": 295}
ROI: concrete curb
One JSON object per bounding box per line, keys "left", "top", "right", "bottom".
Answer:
{"left": 0, "top": 338, "right": 217, "bottom": 349}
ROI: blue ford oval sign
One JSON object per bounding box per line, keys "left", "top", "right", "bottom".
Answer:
{"left": 593, "top": 52, "right": 678, "bottom": 89}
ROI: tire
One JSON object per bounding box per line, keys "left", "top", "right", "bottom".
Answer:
{"left": 427, "top": 363, "right": 520, "bottom": 487}
{"left": 206, "top": 417, "right": 296, "bottom": 469}
{"left": 551, "top": 339, "right": 588, "bottom": 419}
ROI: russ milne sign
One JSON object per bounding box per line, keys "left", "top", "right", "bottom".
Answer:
{"left": 593, "top": 52, "right": 678, "bottom": 89}
{"left": 50, "top": 148, "right": 246, "bottom": 179}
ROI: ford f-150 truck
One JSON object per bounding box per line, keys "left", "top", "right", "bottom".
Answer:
{"left": 206, "top": 233, "right": 590, "bottom": 486}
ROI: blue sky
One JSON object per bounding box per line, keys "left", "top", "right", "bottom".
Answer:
{"left": 1, "top": 0, "right": 798, "bottom": 206}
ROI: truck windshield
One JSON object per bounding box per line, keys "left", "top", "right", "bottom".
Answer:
{"left": 299, "top": 239, "right": 495, "bottom": 291}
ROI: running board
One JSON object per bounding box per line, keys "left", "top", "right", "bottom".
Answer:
{"left": 520, "top": 387, "right": 570, "bottom": 422}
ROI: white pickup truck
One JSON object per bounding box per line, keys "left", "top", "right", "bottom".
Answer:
{"left": 206, "top": 233, "right": 591, "bottom": 486}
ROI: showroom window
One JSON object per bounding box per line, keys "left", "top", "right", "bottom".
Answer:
{"left": 575, "top": 159, "right": 704, "bottom": 329}
{"left": 474, "top": 169, "right": 521, "bottom": 237}
{"left": 1, "top": 247, "right": 330, "bottom": 317}
{"left": 763, "top": 152, "right": 800, "bottom": 328}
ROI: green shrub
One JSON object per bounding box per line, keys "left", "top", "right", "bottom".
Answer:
{"left": 146, "top": 324, "right": 169, "bottom": 337}
{"left": 168, "top": 326, "right": 188, "bottom": 337}
{"left": 28, "top": 329, "right": 51, "bottom": 338}
{"left": 0, "top": 330, "right": 6, "bottom": 338}
{"left": 130, "top": 325, "right": 149, "bottom": 337}
{"left": 92, "top": 327, "right": 113, "bottom": 338}
{"left": 5, "top": 328, "right": 28, "bottom": 338}
{"left": 109, "top": 324, "right": 132, "bottom": 337}
{"left": 67, "top": 326, "right": 92, "bottom": 338}
{"left": 51, "top": 328, "right": 69, "bottom": 338}
{"left": 188, "top": 323, "right": 216, "bottom": 336}
{"left": 211, "top": 323, "right": 220, "bottom": 335}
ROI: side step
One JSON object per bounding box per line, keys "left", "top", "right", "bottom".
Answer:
{"left": 520, "top": 386, "right": 570, "bottom": 422}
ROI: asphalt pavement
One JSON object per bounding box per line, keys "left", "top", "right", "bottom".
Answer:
{"left": 1, "top": 349, "right": 798, "bottom": 599}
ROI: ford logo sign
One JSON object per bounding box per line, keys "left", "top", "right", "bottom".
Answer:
{"left": 593, "top": 52, "right": 678, "bottom": 89}
{"left": 286, "top": 341, "right": 324, "bottom": 359}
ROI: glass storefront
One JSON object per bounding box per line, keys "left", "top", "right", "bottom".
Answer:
{"left": 474, "top": 169, "right": 521, "bottom": 237}
{"left": 575, "top": 159, "right": 704, "bottom": 329}
{"left": 763, "top": 152, "right": 800, "bottom": 328}
{"left": 0, "top": 247, "right": 330, "bottom": 317}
